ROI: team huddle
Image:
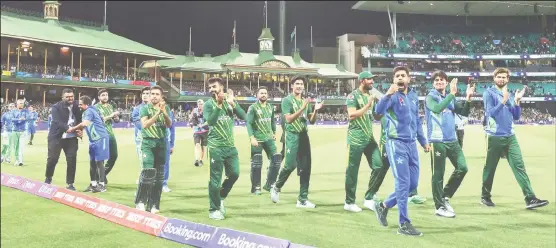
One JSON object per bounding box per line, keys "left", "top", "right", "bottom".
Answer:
{"left": 0, "top": 66, "right": 549, "bottom": 237}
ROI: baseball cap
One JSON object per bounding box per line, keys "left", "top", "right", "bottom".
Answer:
{"left": 358, "top": 71, "right": 377, "bottom": 81}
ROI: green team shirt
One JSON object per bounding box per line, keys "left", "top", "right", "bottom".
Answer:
{"left": 246, "top": 101, "right": 276, "bottom": 142}
{"left": 379, "top": 116, "right": 387, "bottom": 150}
{"left": 281, "top": 94, "right": 313, "bottom": 133}
{"left": 95, "top": 103, "right": 115, "bottom": 136}
{"left": 203, "top": 98, "right": 247, "bottom": 148}
{"left": 346, "top": 89, "right": 375, "bottom": 146}
{"left": 140, "top": 103, "right": 170, "bottom": 139}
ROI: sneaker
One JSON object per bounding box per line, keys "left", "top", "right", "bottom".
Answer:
{"left": 220, "top": 200, "right": 226, "bottom": 216}
{"left": 397, "top": 222, "right": 423, "bottom": 236}
{"left": 252, "top": 186, "right": 262, "bottom": 195}
{"left": 435, "top": 206, "right": 455, "bottom": 218}
{"left": 136, "top": 203, "right": 146, "bottom": 211}
{"left": 374, "top": 201, "right": 389, "bottom": 227}
{"left": 194, "top": 160, "right": 200, "bottom": 167}
{"left": 409, "top": 195, "right": 426, "bottom": 204}
{"left": 66, "top": 184, "right": 76, "bottom": 191}
{"left": 92, "top": 184, "right": 106, "bottom": 193}
{"left": 296, "top": 200, "right": 316, "bottom": 209}
{"left": 209, "top": 210, "right": 225, "bottom": 220}
{"left": 480, "top": 197, "right": 495, "bottom": 207}
{"left": 344, "top": 203, "right": 362, "bottom": 212}
{"left": 270, "top": 185, "right": 280, "bottom": 203}
{"left": 262, "top": 184, "right": 271, "bottom": 192}
{"left": 44, "top": 178, "right": 52, "bottom": 184}
{"left": 28, "top": 142, "right": 33, "bottom": 145}
{"left": 444, "top": 197, "right": 455, "bottom": 213}
{"left": 364, "top": 195, "right": 379, "bottom": 211}
{"left": 199, "top": 160, "right": 204, "bottom": 166}
{"left": 151, "top": 206, "right": 160, "bottom": 214}
{"left": 525, "top": 197, "right": 549, "bottom": 210}
{"left": 162, "top": 185, "right": 172, "bottom": 193}
{"left": 83, "top": 184, "right": 95, "bottom": 192}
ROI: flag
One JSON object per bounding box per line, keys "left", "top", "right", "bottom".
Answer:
{"left": 290, "top": 26, "right": 296, "bottom": 42}
{"left": 263, "top": 1, "right": 267, "bottom": 27}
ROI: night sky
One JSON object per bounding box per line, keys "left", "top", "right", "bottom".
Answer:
{"left": 2, "top": 1, "right": 393, "bottom": 56}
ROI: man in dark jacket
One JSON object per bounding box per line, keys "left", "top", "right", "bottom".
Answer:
{"left": 44, "top": 88, "right": 83, "bottom": 191}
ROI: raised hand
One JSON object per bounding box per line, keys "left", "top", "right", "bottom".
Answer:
{"left": 215, "top": 92, "right": 225, "bottom": 105}
{"left": 502, "top": 86, "right": 509, "bottom": 104}
{"left": 515, "top": 86, "right": 527, "bottom": 101}
{"left": 315, "top": 100, "right": 324, "bottom": 110}
{"left": 449, "top": 78, "right": 458, "bottom": 95}
{"left": 466, "top": 83, "right": 475, "bottom": 99}
{"left": 386, "top": 84, "right": 399, "bottom": 95}
{"left": 226, "top": 89, "right": 235, "bottom": 105}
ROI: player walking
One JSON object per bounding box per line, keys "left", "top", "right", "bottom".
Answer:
{"left": 424, "top": 71, "right": 473, "bottom": 218}
{"left": 246, "top": 86, "right": 282, "bottom": 195}
{"left": 191, "top": 99, "right": 208, "bottom": 166}
{"left": 270, "top": 76, "right": 323, "bottom": 208}
{"left": 204, "top": 77, "right": 247, "bottom": 220}
{"left": 481, "top": 68, "right": 548, "bottom": 209}
{"left": 27, "top": 106, "right": 39, "bottom": 145}
{"left": 10, "top": 99, "right": 29, "bottom": 166}
{"left": 1, "top": 103, "right": 15, "bottom": 163}
{"left": 67, "top": 96, "right": 110, "bottom": 193}
{"left": 373, "top": 66, "right": 430, "bottom": 236}
{"left": 94, "top": 89, "right": 120, "bottom": 184}
{"left": 135, "top": 86, "right": 172, "bottom": 214}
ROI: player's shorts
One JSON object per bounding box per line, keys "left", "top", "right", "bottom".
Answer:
{"left": 89, "top": 136, "right": 110, "bottom": 162}
{"left": 28, "top": 126, "right": 36, "bottom": 134}
{"left": 194, "top": 132, "right": 208, "bottom": 146}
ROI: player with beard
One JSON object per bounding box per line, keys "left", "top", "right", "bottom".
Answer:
{"left": 373, "top": 66, "right": 430, "bottom": 236}
{"left": 481, "top": 68, "right": 548, "bottom": 209}
{"left": 132, "top": 87, "right": 151, "bottom": 184}
{"left": 424, "top": 71, "right": 474, "bottom": 218}
{"left": 270, "top": 76, "right": 324, "bottom": 208}
{"left": 204, "top": 77, "right": 247, "bottom": 220}
{"left": 191, "top": 99, "right": 208, "bottom": 166}
{"left": 27, "top": 106, "right": 39, "bottom": 145}
{"left": 67, "top": 96, "right": 109, "bottom": 193}
{"left": 343, "top": 72, "right": 386, "bottom": 213}
{"left": 246, "top": 86, "right": 282, "bottom": 195}
{"left": 95, "top": 89, "right": 120, "bottom": 183}
{"left": 135, "top": 86, "right": 172, "bottom": 214}
{"left": 1, "top": 103, "right": 15, "bottom": 163}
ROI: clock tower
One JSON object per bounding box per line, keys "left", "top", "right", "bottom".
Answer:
{"left": 258, "top": 28, "right": 275, "bottom": 53}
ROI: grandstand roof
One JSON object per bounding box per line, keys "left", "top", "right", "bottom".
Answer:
{"left": 352, "top": 1, "right": 556, "bottom": 16}
{"left": 0, "top": 8, "right": 173, "bottom": 59}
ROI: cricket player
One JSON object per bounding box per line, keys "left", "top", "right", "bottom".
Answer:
{"left": 135, "top": 85, "right": 172, "bottom": 214}
{"left": 10, "top": 99, "right": 29, "bottom": 166}
{"left": 191, "top": 99, "right": 208, "bottom": 167}
{"left": 373, "top": 66, "right": 430, "bottom": 236}
{"left": 481, "top": 68, "right": 548, "bottom": 209}
{"left": 270, "top": 76, "right": 324, "bottom": 208}
{"left": 132, "top": 87, "right": 151, "bottom": 184}
{"left": 344, "top": 71, "right": 385, "bottom": 213}
{"left": 424, "top": 71, "right": 474, "bottom": 218}
{"left": 67, "top": 96, "right": 109, "bottom": 193}
{"left": 246, "top": 86, "right": 282, "bottom": 195}
{"left": 1, "top": 103, "right": 15, "bottom": 163}
{"left": 94, "top": 89, "right": 120, "bottom": 184}
{"left": 204, "top": 77, "right": 247, "bottom": 220}
{"left": 27, "top": 106, "right": 39, "bottom": 145}
{"left": 162, "top": 96, "right": 175, "bottom": 193}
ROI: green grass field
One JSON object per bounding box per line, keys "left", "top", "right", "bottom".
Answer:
{"left": 1, "top": 125, "right": 555, "bottom": 248}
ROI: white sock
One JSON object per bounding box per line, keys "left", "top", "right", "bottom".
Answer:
{"left": 99, "top": 182, "right": 105, "bottom": 186}
{"left": 91, "top": 181, "right": 97, "bottom": 186}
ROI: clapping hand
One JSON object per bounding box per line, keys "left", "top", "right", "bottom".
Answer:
{"left": 449, "top": 78, "right": 458, "bottom": 95}
{"left": 315, "top": 100, "right": 324, "bottom": 111}
{"left": 226, "top": 89, "right": 235, "bottom": 106}
{"left": 515, "top": 86, "right": 527, "bottom": 102}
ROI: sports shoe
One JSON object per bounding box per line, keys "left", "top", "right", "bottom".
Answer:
{"left": 194, "top": 160, "right": 200, "bottom": 167}
{"left": 209, "top": 210, "right": 225, "bottom": 220}
{"left": 199, "top": 160, "right": 204, "bottom": 166}
{"left": 435, "top": 206, "right": 455, "bottom": 218}
{"left": 44, "top": 178, "right": 52, "bottom": 184}
{"left": 270, "top": 185, "right": 280, "bottom": 203}
{"left": 444, "top": 197, "right": 455, "bottom": 213}
{"left": 525, "top": 197, "right": 549, "bottom": 210}
{"left": 151, "top": 206, "right": 160, "bottom": 214}
{"left": 481, "top": 197, "right": 495, "bottom": 207}
{"left": 397, "top": 222, "right": 423, "bottom": 236}
{"left": 252, "top": 186, "right": 262, "bottom": 195}
{"left": 83, "top": 184, "right": 95, "bottom": 192}
{"left": 296, "top": 200, "right": 316, "bottom": 209}
{"left": 364, "top": 199, "right": 376, "bottom": 211}
{"left": 92, "top": 184, "right": 106, "bottom": 193}
{"left": 136, "top": 203, "right": 146, "bottom": 211}
{"left": 374, "top": 201, "right": 389, "bottom": 227}
{"left": 344, "top": 203, "right": 362, "bottom": 213}
{"left": 162, "top": 185, "right": 172, "bottom": 193}
{"left": 220, "top": 200, "right": 226, "bottom": 216}
{"left": 66, "top": 184, "right": 76, "bottom": 191}
{"left": 409, "top": 195, "right": 426, "bottom": 204}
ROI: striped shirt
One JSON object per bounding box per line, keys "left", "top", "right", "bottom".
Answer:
{"left": 140, "top": 103, "right": 170, "bottom": 139}
{"left": 246, "top": 101, "right": 276, "bottom": 142}
{"left": 95, "top": 103, "right": 115, "bottom": 136}
{"left": 281, "top": 94, "right": 312, "bottom": 133}
{"left": 346, "top": 89, "right": 375, "bottom": 146}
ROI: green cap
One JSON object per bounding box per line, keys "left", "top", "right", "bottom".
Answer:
{"left": 358, "top": 71, "right": 377, "bottom": 81}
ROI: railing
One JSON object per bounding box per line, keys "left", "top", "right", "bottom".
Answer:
{"left": 1, "top": 5, "right": 103, "bottom": 28}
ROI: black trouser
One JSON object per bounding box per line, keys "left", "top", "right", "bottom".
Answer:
{"left": 456, "top": 129, "right": 464, "bottom": 149}
{"left": 45, "top": 137, "right": 78, "bottom": 184}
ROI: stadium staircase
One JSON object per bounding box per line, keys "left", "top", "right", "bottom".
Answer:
{"left": 158, "top": 75, "right": 182, "bottom": 98}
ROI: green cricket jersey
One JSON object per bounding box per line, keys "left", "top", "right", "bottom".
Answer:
{"left": 346, "top": 89, "right": 375, "bottom": 146}
{"left": 95, "top": 103, "right": 115, "bottom": 136}
{"left": 139, "top": 103, "right": 170, "bottom": 139}
{"left": 203, "top": 98, "right": 247, "bottom": 148}
{"left": 246, "top": 101, "right": 276, "bottom": 142}
{"left": 281, "top": 94, "right": 313, "bottom": 133}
